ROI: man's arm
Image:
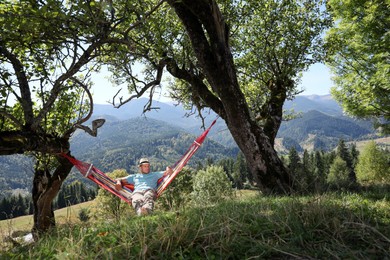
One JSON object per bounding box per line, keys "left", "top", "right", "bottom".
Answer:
{"left": 114, "top": 177, "right": 129, "bottom": 190}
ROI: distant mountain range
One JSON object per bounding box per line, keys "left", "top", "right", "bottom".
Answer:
{"left": 89, "top": 95, "right": 380, "bottom": 153}
{"left": 283, "top": 95, "right": 343, "bottom": 116}
{"left": 0, "top": 95, "right": 386, "bottom": 198}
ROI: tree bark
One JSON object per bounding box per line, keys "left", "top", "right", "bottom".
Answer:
{"left": 167, "top": 0, "right": 291, "bottom": 193}
{"left": 31, "top": 154, "right": 73, "bottom": 239}
{"left": 0, "top": 131, "right": 69, "bottom": 155}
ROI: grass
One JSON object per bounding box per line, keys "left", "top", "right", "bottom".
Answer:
{"left": 1, "top": 190, "right": 389, "bottom": 259}
{"left": 0, "top": 201, "right": 95, "bottom": 245}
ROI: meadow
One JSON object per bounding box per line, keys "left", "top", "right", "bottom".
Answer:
{"left": 1, "top": 189, "right": 389, "bottom": 259}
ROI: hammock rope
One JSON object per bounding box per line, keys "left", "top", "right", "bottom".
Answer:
{"left": 62, "top": 117, "right": 218, "bottom": 204}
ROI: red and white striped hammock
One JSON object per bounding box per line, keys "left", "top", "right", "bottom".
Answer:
{"left": 62, "top": 118, "right": 217, "bottom": 205}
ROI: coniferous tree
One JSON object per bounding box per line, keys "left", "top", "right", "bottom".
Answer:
{"left": 288, "top": 147, "right": 305, "bottom": 192}
{"left": 314, "top": 150, "right": 326, "bottom": 191}
{"left": 350, "top": 143, "right": 359, "bottom": 169}
{"left": 302, "top": 150, "right": 315, "bottom": 192}
{"left": 232, "top": 153, "right": 247, "bottom": 189}
{"left": 0, "top": 197, "right": 9, "bottom": 220}
{"left": 336, "top": 139, "right": 357, "bottom": 184}
{"left": 288, "top": 147, "right": 301, "bottom": 174}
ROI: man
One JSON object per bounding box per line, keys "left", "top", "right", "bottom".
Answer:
{"left": 115, "top": 158, "right": 173, "bottom": 216}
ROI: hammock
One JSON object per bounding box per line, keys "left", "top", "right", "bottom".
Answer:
{"left": 62, "top": 118, "right": 218, "bottom": 204}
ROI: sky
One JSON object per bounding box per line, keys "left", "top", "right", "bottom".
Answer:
{"left": 91, "top": 63, "right": 333, "bottom": 105}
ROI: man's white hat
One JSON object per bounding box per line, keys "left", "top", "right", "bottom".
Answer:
{"left": 138, "top": 158, "right": 150, "bottom": 166}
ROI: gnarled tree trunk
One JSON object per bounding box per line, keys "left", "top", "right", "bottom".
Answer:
{"left": 31, "top": 155, "right": 73, "bottom": 239}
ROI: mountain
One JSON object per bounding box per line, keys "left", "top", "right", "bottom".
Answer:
{"left": 71, "top": 117, "right": 239, "bottom": 174}
{"left": 90, "top": 95, "right": 380, "bottom": 153}
{"left": 283, "top": 95, "right": 343, "bottom": 116}
{"left": 92, "top": 99, "right": 200, "bottom": 129}
{"left": 0, "top": 95, "right": 385, "bottom": 198}
{"left": 277, "top": 110, "right": 374, "bottom": 152}
{"left": 0, "top": 117, "right": 239, "bottom": 198}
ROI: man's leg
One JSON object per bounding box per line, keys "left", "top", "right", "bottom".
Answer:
{"left": 131, "top": 192, "right": 144, "bottom": 216}
{"left": 141, "top": 190, "right": 157, "bottom": 214}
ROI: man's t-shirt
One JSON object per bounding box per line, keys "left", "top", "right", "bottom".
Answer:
{"left": 126, "top": 171, "right": 165, "bottom": 192}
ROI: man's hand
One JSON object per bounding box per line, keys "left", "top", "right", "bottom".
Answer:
{"left": 114, "top": 180, "right": 122, "bottom": 190}
{"left": 165, "top": 166, "right": 173, "bottom": 175}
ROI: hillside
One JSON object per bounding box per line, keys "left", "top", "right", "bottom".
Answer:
{"left": 0, "top": 117, "right": 239, "bottom": 197}
{"left": 283, "top": 94, "right": 343, "bottom": 116}
{"left": 1, "top": 95, "right": 387, "bottom": 198}
{"left": 70, "top": 117, "right": 238, "bottom": 173}
{"left": 277, "top": 110, "right": 375, "bottom": 151}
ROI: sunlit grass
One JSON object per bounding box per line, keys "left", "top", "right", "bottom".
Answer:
{"left": 1, "top": 190, "right": 389, "bottom": 259}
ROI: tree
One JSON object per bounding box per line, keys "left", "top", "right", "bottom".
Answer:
{"left": 0, "top": 1, "right": 108, "bottom": 235}
{"left": 327, "top": 156, "right": 350, "bottom": 189}
{"left": 326, "top": 0, "right": 390, "bottom": 133}
{"left": 232, "top": 152, "right": 248, "bottom": 189}
{"left": 105, "top": 0, "right": 331, "bottom": 193}
{"left": 336, "top": 139, "right": 356, "bottom": 183}
{"left": 356, "top": 141, "right": 390, "bottom": 184}
{"left": 314, "top": 150, "right": 326, "bottom": 191}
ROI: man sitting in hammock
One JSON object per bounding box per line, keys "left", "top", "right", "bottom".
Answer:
{"left": 115, "top": 158, "right": 173, "bottom": 216}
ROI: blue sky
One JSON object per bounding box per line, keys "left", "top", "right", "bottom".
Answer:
{"left": 92, "top": 63, "right": 333, "bottom": 104}
{"left": 299, "top": 63, "right": 333, "bottom": 96}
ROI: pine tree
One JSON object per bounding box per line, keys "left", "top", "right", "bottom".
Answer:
{"left": 336, "top": 139, "right": 356, "bottom": 183}
{"left": 232, "top": 152, "right": 248, "bottom": 189}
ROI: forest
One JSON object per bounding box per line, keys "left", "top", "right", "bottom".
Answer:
{"left": 0, "top": 0, "right": 389, "bottom": 258}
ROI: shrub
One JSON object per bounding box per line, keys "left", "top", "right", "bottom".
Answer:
{"left": 158, "top": 168, "right": 194, "bottom": 210}
{"left": 191, "top": 165, "right": 233, "bottom": 205}
{"left": 93, "top": 169, "right": 132, "bottom": 220}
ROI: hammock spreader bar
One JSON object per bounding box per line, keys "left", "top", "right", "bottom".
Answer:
{"left": 62, "top": 117, "right": 217, "bottom": 203}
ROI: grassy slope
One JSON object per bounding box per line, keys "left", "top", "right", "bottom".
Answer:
{"left": 0, "top": 201, "right": 95, "bottom": 241}
{"left": 1, "top": 190, "right": 389, "bottom": 259}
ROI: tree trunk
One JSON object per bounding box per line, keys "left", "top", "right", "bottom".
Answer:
{"left": 31, "top": 155, "right": 73, "bottom": 239}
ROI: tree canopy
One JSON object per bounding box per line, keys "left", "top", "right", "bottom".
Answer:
{"left": 325, "top": 0, "right": 390, "bottom": 133}
{"left": 1, "top": 0, "right": 332, "bottom": 198}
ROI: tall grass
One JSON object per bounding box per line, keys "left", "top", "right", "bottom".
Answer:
{"left": 1, "top": 191, "right": 389, "bottom": 259}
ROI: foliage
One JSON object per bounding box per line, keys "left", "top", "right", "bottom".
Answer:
{"left": 55, "top": 181, "right": 97, "bottom": 209}
{"left": 0, "top": 0, "right": 114, "bottom": 233}
{"left": 93, "top": 169, "right": 132, "bottom": 221}
{"left": 234, "top": 0, "right": 331, "bottom": 116}
{"left": 158, "top": 168, "right": 194, "bottom": 211}
{"left": 327, "top": 156, "right": 350, "bottom": 189}
{"left": 191, "top": 165, "right": 233, "bottom": 205}
{"left": 0, "top": 194, "right": 30, "bottom": 220}
{"left": 326, "top": 0, "right": 390, "bottom": 133}
{"left": 356, "top": 141, "right": 390, "bottom": 184}
{"left": 2, "top": 191, "right": 390, "bottom": 259}
{"left": 0, "top": 0, "right": 95, "bottom": 134}
{"left": 336, "top": 139, "right": 357, "bottom": 184}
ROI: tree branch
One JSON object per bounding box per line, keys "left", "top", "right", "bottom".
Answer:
{"left": 0, "top": 41, "right": 34, "bottom": 126}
